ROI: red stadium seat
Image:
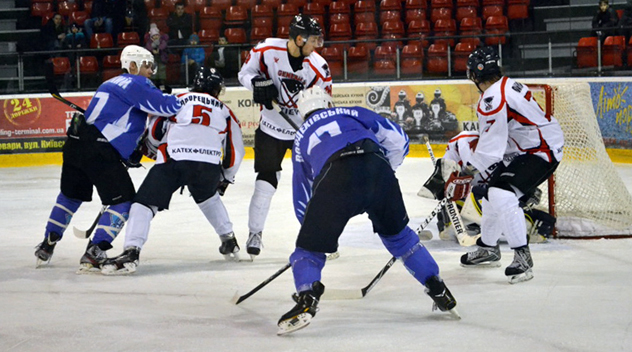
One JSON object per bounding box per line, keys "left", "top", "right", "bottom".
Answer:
{"left": 260, "top": 0, "right": 282, "bottom": 8}
{"left": 320, "top": 46, "right": 343, "bottom": 78}
{"left": 187, "top": 0, "right": 207, "bottom": 13}
{"left": 144, "top": 0, "right": 156, "bottom": 10}
{"left": 347, "top": 45, "right": 370, "bottom": 76}
{"left": 210, "top": 0, "right": 232, "bottom": 11}
{"left": 253, "top": 17, "right": 273, "bottom": 29}
{"left": 312, "top": 0, "right": 332, "bottom": 6}
{"left": 355, "top": 21, "right": 378, "bottom": 50}
{"left": 434, "top": 19, "right": 457, "bottom": 47}
{"left": 252, "top": 4, "right": 273, "bottom": 19}
{"left": 31, "top": 2, "right": 53, "bottom": 17}
{"left": 379, "top": 10, "right": 400, "bottom": 26}
{"left": 41, "top": 11, "right": 56, "bottom": 25}
{"left": 304, "top": 2, "right": 325, "bottom": 17}
{"left": 355, "top": 0, "right": 376, "bottom": 13}
{"left": 407, "top": 19, "right": 431, "bottom": 47}
{"left": 251, "top": 26, "right": 272, "bottom": 44}
{"left": 484, "top": 15, "right": 508, "bottom": 45}
{"left": 431, "top": 0, "right": 453, "bottom": 9}
{"left": 199, "top": 28, "right": 220, "bottom": 43}
{"left": 329, "top": 22, "right": 352, "bottom": 51}
{"left": 380, "top": 0, "right": 401, "bottom": 11}
{"left": 401, "top": 43, "right": 423, "bottom": 75}
{"left": 148, "top": 8, "right": 168, "bottom": 33}
{"left": 79, "top": 56, "right": 99, "bottom": 74}
{"left": 373, "top": 45, "right": 397, "bottom": 76}
{"left": 576, "top": 37, "right": 598, "bottom": 68}
{"left": 405, "top": 0, "right": 427, "bottom": 9}
{"left": 430, "top": 7, "right": 452, "bottom": 24}
{"left": 456, "top": 7, "right": 477, "bottom": 22}
{"left": 199, "top": 7, "right": 222, "bottom": 30}
{"left": 508, "top": 0, "right": 529, "bottom": 20}
{"left": 355, "top": 12, "right": 376, "bottom": 25}
{"left": 57, "top": 1, "right": 78, "bottom": 17}
{"left": 453, "top": 41, "right": 476, "bottom": 72}
{"left": 224, "top": 27, "right": 248, "bottom": 44}
{"left": 482, "top": 3, "right": 503, "bottom": 20}
{"left": 117, "top": 32, "right": 140, "bottom": 47}
{"left": 330, "top": 13, "right": 350, "bottom": 25}
{"left": 235, "top": 0, "right": 257, "bottom": 9}
{"left": 162, "top": 0, "right": 179, "bottom": 12}
{"left": 69, "top": 11, "right": 88, "bottom": 26}
{"left": 427, "top": 43, "right": 449, "bottom": 73}
{"left": 90, "top": 33, "right": 114, "bottom": 48}
{"left": 405, "top": 8, "right": 426, "bottom": 25}
{"left": 51, "top": 57, "right": 71, "bottom": 75}
{"left": 460, "top": 16, "right": 483, "bottom": 46}
{"left": 602, "top": 35, "right": 626, "bottom": 67}
{"left": 166, "top": 53, "right": 181, "bottom": 85}
{"left": 102, "top": 55, "right": 121, "bottom": 68}
{"left": 225, "top": 5, "right": 248, "bottom": 27}
{"left": 330, "top": 1, "right": 350, "bottom": 13}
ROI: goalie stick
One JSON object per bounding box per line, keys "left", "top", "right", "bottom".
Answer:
{"left": 232, "top": 252, "right": 340, "bottom": 305}
{"left": 423, "top": 135, "right": 478, "bottom": 247}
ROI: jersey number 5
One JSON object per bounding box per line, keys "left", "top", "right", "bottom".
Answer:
{"left": 191, "top": 105, "right": 213, "bottom": 126}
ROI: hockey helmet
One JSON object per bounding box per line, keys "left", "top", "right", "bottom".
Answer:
{"left": 120, "top": 45, "right": 154, "bottom": 73}
{"left": 192, "top": 66, "right": 225, "bottom": 97}
{"left": 416, "top": 92, "right": 425, "bottom": 103}
{"left": 297, "top": 86, "right": 333, "bottom": 118}
{"left": 398, "top": 90, "right": 407, "bottom": 100}
{"left": 434, "top": 88, "right": 442, "bottom": 98}
{"left": 289, "top": 14, "right": 324, "bottom": 47}
{"left": 466, "top": 46, "right": 501, "bottom": 83}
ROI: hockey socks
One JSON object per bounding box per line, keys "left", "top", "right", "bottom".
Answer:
{"left": 92, "top": 201, "right": 131, "bottom": 244}
{"left": 290, "top": 248, "right": 326, "bottom": 293}
{"left": 198, "top": 193, "right": 233, "bottom": 236}
{"left": 381, "top": 227, "right": 439, "bottom": 285}
{"left": 122, "top": 203, "right": 157, "bottom": 249}
{"left": 248, "top": 180, "right": 276, "bottom": 234}
{"left": 45, "top": 192, "right": 82, "bottom": 237}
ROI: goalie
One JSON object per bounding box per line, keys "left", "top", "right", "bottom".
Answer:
{"left": 419, "top": 130, "right": 557, "bottom": 245}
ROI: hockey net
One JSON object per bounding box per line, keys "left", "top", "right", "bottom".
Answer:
{"left": 531, "top": 82, "right": 632, "bottom": 238}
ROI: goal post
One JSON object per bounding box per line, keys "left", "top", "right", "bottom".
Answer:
{"left": 531, "top": 82, "right": 632, "bottom": 239}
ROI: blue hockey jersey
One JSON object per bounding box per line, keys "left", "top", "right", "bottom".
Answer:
{"left": 83, "top": 74, "right": 181, "bottom": 160}
{"left": 292, "top": 106, "right": 410, "bottom": 223}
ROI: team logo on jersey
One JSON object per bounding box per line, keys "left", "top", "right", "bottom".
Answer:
{"left": 274, "top": 57, "right": 279, "bottom": 63}
{"left": 322, "top": 63, "right": 330, "bottom": 77}
{"left": 280, "top": 78, "right": 304, "bottom": 106}
{"left": 483, "top": 97, "right": 494, "bottom": 111}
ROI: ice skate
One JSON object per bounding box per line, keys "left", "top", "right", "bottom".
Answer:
{"left": 277, "top": 281, "right": 325, "bottom": 335}
{"left": 505, "top": 245, "right": 534, "bottom": 284}
{"left": 77, "top": 242, "right": 109, "bottom": 274}
{"left": 424, "top": 276, "right": 460, "bottom": 319}
{"left": 219, "top": 232, "right": 241, "bottom": 261}
{"left": 246, "top": 231, "right": 262, "bottom": 260}
{"left": 460, "top": 237, "right": 501, "bottom": 267}
{"left": 34, "top": 232, "right": 61, "bottom": 268}
{"left": 101, "top": 247, "right": 140, "bottom": 276}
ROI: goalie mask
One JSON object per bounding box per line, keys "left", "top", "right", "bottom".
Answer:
{"left": 121, "top": 45, "right": 155, "bottom": 73}
{"left": 297, "top": 86, "right": 333, "bottom": 119}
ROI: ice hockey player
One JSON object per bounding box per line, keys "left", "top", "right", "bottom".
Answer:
{"left": 100, "top": 67, "right": 244, "bottom": 275}
{"left": 420, "top": 130, "right": 557, "bottom": 244}
{"left": 238, "top": 14, "right": 332, "bottom": 259}
{"left": 34, "top": 45, "right": 181, "bottom": 271}
{"left": 276, "top": 86, "right": 459, "bottom": 335}
{"left": 447, "top": 46, "right": 564, "bottom": 284}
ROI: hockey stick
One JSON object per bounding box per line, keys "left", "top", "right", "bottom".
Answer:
{"left": 322, "top": 201, "right": 446, "bottom": 300}
{"left": 232, "top": 252, "right": 340, "bottom": 305}
{"left": 423, "top": 136, "right": 478, "bottom": 247}
{"left": 73, "top": 205, "right": 107, "bottom": 239}
{"left": 272, "top": 101, "right": 300, "bottom": 131}
{"left": 44, "top": 60, "right": 86, "bottom": 113}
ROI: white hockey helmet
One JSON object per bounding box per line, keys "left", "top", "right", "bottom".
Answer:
{"left": 120, "top": 45, "right": 154, "bottom": 73}
{"left": 297, "top": 86, "right": 333, "bottom": 118}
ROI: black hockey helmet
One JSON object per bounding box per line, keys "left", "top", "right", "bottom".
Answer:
{"left": 466, "top": 46, "right": 501, "bottom": 83}
{"left": 289, "top": 14, "right": 323, "bottom": 45}
{"left": 192, "top": 66, "right": 224, "bottom": 97}
{"left": 398, "top": 90, "right": 407, "bottom": 100}
{"left": 416, "top": 92, "right": 425, "bottom": 103}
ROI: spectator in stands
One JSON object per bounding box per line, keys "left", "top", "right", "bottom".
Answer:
{"left": 181, "top": 34, "right": 205, "bottom": 85}
{"left": 41, "top": 13, "right": 66, "bottom": 52}
{"left": 62, "top": 23, "right": 87, "bottom": 63}
{"left": 211, "top": 36, "right": 240, "bottom": 81}
{"left": 144, "top": 23, "right": 169, "bottom": 87}
{"left": 592, "top": 0, "right": 619, "bottom": 42}
{"left": 166, "top": 2, "right": 193, "bottom": 46}
{"left": 122, "top": 6, "right": 147, "bottom": 42}
{"left": 619, "top": 0, "right": 632, "bottom": 42}
{"left": 84, "top": 0, "right": 126, "bottom": 43}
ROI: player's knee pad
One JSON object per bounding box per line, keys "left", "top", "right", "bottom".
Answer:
{"left": 92, "top": 201, "right": 131, "bottom": 243}
{"left": 290, "top": 247, "right": 327, "bottom": 292}
{"left": 256, "top": 171, "right": 280, "bottom": 189}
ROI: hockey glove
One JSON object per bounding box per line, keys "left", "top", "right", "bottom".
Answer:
{"left": 444, "top": 171, "right": 474, "bottom": 201}
{"left": 251, "top": 76, "right": 278, "bottom": 110}
{"left": 217, "top": 180, "right": 231, "bottom": 196}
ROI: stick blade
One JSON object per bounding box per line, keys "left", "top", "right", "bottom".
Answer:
{"left": 231, "top": 290, "right": 242, "bottom": 305}
{"left": 73, "top": 226, "right": 90, "bottom": 239}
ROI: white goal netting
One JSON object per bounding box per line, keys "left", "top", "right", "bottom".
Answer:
{"left": 532, "top": 82, "right": 632, "bottom": 238}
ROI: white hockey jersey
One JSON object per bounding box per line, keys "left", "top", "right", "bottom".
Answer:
{"left": 470, "top": 77, "right": 564, "bottom": 173}
{"left": 238, "top": 38, "right": 333, "bottom": 140}
{"left": 444, "top": 131, "right": 494, "bottom": 186}
{"left": 146, "top": 92, "right": 245, "bottom": 183}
